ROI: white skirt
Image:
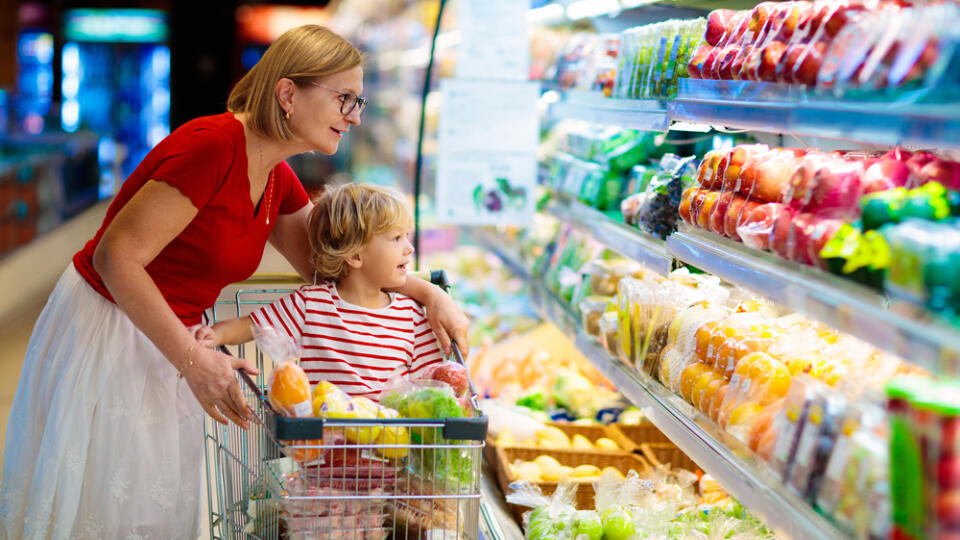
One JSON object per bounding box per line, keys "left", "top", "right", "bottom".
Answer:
{"left": 0, "top": 263, "right": 204, "bottom": 540}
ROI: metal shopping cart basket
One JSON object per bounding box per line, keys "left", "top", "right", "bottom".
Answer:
{"left": 204, "top": 271, "right": 488, "bottom": 540}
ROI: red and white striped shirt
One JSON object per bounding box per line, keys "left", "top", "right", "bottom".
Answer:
{"left": 250, "top": 281, "right": 444, "bottom": 400}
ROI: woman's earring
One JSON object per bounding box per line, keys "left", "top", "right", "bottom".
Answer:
{"left": 284, "top": 111, "right": 291, "bottom": 120}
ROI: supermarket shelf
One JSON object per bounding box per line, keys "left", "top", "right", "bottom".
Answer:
{"left": 546, "top": 195, "right": 674, "bottom": 277}
{"left": 483, "top": 241, "right": 848, "bottom": 540}
{"left": 666, "top": 224, "right": 960, "bottom": 377}
{"left": 671, "top": 79, "right": 960, "bottom": 149}
{"left": 549, "top": 80, "right": 960, "bottom": 149}
{"left": 548, "top": 90, "right": 669, "bottom": 132}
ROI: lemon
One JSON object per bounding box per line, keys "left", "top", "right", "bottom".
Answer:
{"left": 594, "top": 437, "right": 620, "bottom": 451}
{"left": 571, "top": 434, "right": 594, "bottom": 450}
{"left": 311, "top": 381, "right": 350, "bottom": 417}
{"left": 533, "top": 455, "right": 563, "bottom": 481}
{"left": 571, "top": 464, "right": 602, "bottom": 478}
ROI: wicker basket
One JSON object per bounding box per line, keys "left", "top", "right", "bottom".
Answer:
{"left": 639, "top": 442, "right": 700, "bottom": 473}
{"left": 609, "top": 422, "right": 673, "bottom": 447}
{"left": 495, "top": 446, "right": 651, "bottom": 524}
{"left": 484, "top": 422, "right": 636, "bottom": 479}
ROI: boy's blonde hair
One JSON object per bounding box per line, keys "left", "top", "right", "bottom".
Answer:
{"left": 309, "top": 183, "right": 413, "bottom": 281}
{"left": 227, "top": 25, "right": 363, "bottom": 141}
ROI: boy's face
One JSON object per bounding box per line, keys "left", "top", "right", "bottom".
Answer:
{"left": 356, "top": 225, "right": 414, "bottom": 289}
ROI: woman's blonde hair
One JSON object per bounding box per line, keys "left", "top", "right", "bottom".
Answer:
{"left": 227, "top": 25, "right": 362, "bottom": 140}
{"left": 309, "top": 183, "right": 413, "bottom": 281}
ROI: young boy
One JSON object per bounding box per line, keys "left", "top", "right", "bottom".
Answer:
{"left": 195, "top": 183, "right": 445, "bottom": 400}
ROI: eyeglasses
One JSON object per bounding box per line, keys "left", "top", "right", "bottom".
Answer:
{"left": 310, "top": 83, "right": 366, "bottom": 116}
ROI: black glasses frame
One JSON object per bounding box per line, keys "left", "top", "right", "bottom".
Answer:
{"left": 310, "top": 82, "right": 366, "bottom": 116}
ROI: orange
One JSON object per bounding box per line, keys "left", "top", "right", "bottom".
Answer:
{"left": 694, "top": 322, "right": 717, "bottom": 362}
{"left": 728, "top": 402, "right": 763, "bottom": 428}
{"left": 699, "top": 378, "right": 725, "bottom": 414}
{"left": 283, "top": 439, "right": 321, "bottom": 462}
{"left": 268, "top": 362, "right": 312, "bottom": 417}
{"left": 708, "top": 384, "right": 730, "bottom": 423}
{"left": 690, "top": 369, "right": 722, "bottom": 410}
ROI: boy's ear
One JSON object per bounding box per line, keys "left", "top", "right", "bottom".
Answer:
{"left": 344, "top": 251, "right": 363, "bottom": 269}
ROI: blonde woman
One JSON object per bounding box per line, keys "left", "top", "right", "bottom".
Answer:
{"left": 0, "top": 25, "right": 468, "bottom": 539}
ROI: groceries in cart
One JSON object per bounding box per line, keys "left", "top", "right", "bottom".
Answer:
{"left": 237, "top": 324, "right": 485, "bottom": 539}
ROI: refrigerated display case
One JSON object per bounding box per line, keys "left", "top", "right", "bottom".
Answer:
{"left": 59, "top": 9, "right": 170, "bottom": 196}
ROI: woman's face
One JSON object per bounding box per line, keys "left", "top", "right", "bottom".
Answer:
{"left": 291, "top": 65, "right": 363, "bottom": 155}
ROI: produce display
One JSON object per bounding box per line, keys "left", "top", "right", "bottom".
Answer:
{"left": 615, "top": 18, "right": 706, "bottom": 99}
{"left": 508, "top": 468, "right": 777, "bottom": 539}
{"left": 680, "top": 143, "right": 960, "bottom": 322}
{"left": 688, "top": 0, "right": 960, "bottom": 98}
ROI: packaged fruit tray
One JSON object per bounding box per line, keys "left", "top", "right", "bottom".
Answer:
{"left": 495, "top": 446, "right": 652, "bottom": 523}
{"left": 609, "top": 422, "right": 674, "bottom": 447}
{"left": 639, "top": 442, "right": 701, "bottom": 473}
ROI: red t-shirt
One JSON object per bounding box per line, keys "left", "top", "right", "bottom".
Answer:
{"left": 73, "top": 112, "right": 310, "bottom": 325}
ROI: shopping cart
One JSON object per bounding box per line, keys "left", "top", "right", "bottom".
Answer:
{"left": 204, "top": 271, "right": 488, "bottom": 540}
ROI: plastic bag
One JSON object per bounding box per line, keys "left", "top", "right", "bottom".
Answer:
{"left": 255, "top": 324, "right": 311, "bottom": 418}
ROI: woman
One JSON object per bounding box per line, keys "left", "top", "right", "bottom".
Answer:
{"left": 0, "top": 25, "right": 469, "bottom": 539}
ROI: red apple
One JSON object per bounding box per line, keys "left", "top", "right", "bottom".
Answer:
{"left": 738, "top": 202, "right": 785, "bottom": 250}
{"left": 806, "top": 218, "right": 842, "bottom": 269}
{"left": 428, "top": 362, "right": 471, "bottom": 397}
{"left": 726, "top": 199, "right": 761, "bottom": 240}
{"left": 794, "top": 41, "right": 828, "bottom": 86}
{"left": 862, "top": 157, "right": 912, "bottom": 192}
{"left": 939, "top": 456, "right": 960, "bottom": 490}
{"left": 688, "top": 44, "right": 713, "bottom": 79}
{"left": 937, "top": 490, "right": 960, "bottom": 527}
{"left": 717, "top": 46, "right": 741, "bottom": 79}
{"left": 689, "top": 189, "right": 711, "bottom": 226}
{"left": 705, "top": 9, "right": 735, "bottom": 46}
{"left": 708, "top": 191, "right": 735, "bottom": 235}
{"left": 824, "top": 5, "right": 863, "bottom": 38}
{"left": 919, "top": 159, "right": 960, "bottom": 191}
{"left": 770, "top": 206, "right": 796, "bottom": 258}
{"left": 758, "top": 41, "right": 787, "bottom": 82}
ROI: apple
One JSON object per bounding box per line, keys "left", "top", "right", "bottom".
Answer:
{"left": 679, "top": 187, "right": 698, "bottom": 224}
{"left": 688, "top": 189, "right": 711, "bottom": 226}
{"left": 700, "top": 46, "right": 723, "bottom": 79}
{"left": 863, "top": 157, "right": 912, "bottom": 192}
{"left": 770, "top": 206, "right": 796, "bottom": 259}
{"left": 939, "top": 456, "right": 960, "bottom": 489}
{"left": 737, "top": 202, "right": 785, "bottom": 250}
{"left": 708, "top": 192, "right": 735, "bottom": 235}
{"left": 907, "top": 151, "right": 938, "bottom": 181}
{"left": 758, "top": 41, "right": 788, "bottom": 82}
{"left": 777, "top": 3, "right": 806, "bottom": 41}
{"left": 724, "top": 197, "right": 759, "bottom": 240}
{"left": 730, "top": 45, "right": 752, "bottom": 80}
{"left": 697, "top": 191, "right": 722, "bottom": 229}
{"left": 794, "top": 41, "right": 828, "bottom": 86}
{"left": 602, "top": 509, "right": 636, "bottom": 540}
{"left": 705, "top": 9, "right": 735, "bottom": 46}
{"left": 824, "top": 5, "right": 863, "bottom": 38}
{"left": 723, "top": 144, "right": 769, "bottom": 192}
{"left": 716, "top": 46, "right": 741, "bottom": 79}
{"left": 428, "top": 362, "right": 471, "bottom": 397}
{"left": 806, "top": 164, "right": 864, "bottom": 217}
{"left": 805, "top": 218, "right": 842, "bottom": 269}
{"left": 688, "top": 44, "right": 714, "bottom": 79}
{"left": 919, "top": 159, "right": 960, "bottom": 191}
{"left": 937, "top": 490, "right": 960, "bottom": 527}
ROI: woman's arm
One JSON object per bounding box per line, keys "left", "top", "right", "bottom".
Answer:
{"left": 268, "top": 202, "right": 315, "bottom": 283}
{"left": 94, "top": 180, "right": 258, "bottom": 428}
{"left": 394, "top": 276, "right": 470, "bottom": 358}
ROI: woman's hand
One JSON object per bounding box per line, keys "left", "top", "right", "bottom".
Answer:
{"left": 425, "top": 290, "right": 471, "bottom": 358}
{"left": 182, "top": 344, "right": 260, "bottom": 429}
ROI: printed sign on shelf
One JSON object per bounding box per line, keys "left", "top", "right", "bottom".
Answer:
{"left": 436, "top": 79, "right": 540, "bottom": 225}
